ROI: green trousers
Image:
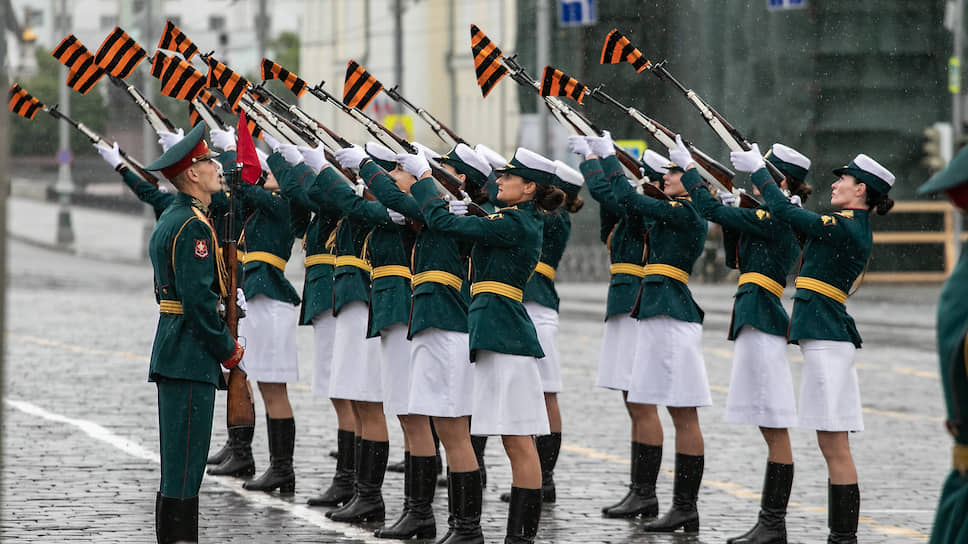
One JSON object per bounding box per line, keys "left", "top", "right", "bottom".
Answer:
{"left": 157, "top": 378, "right": 215, "bottom": 499}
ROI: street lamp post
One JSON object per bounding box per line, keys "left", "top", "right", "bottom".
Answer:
{"left": 54, "top": 0, "right": 74, "bottom": 247}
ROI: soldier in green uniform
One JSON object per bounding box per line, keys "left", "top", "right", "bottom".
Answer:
{"left": 916, "top": 148, "right": 968, "bottom": 544}
{"left": 95, "top": 141, "right": 174, "bottom": 218}
{"left": 733, "top": 145, "right": 895, "bottom": 544}
{"left": 143, "top": 123, "right": 244, "bottom": 543}
{"left": 402, "top": 146, "right": 564, "bottom": 544}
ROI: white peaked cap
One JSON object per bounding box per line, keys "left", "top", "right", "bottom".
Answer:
{"left": 411, "top": 141, "right": 441, "bottom": 160}
{"left": 853, "top": 154, "right": 895, "bottom": 187}
{"left": 642, "top": 149, "right": 670, "bottom": 174}
{"left": 365, "top": 141, "right": 396, "bottom": 162}
{"left": 553, "top": 160, "right": 584, "bottom": 187}
{"left": 514, "top": 147, "right": 556, "bottom": 174}
{"left": 771, "top": 143, "right": 811, "bottom": 170}
{"left": 453, "top": 143, "right": 492, "bottom": 177}
{"left": 474, "top": 143, "right": 508, "bottom": 170}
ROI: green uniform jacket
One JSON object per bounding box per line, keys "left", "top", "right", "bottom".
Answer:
{"left": 606, "top": 156, "right": 706, "bottom": 324}
{"left": 523, "top": 211, "right": 571, "bottom": 311}
{"left": 148, "top": 193, "right": 235, "bottom": 387}
{"left": 684, "top": 171, "right": 800, "bottom": 339}
{"left": 581, "top": 158, "right": 649, "bottom": 319}
{"left": 238, "top": 182, "right": 301, "bottom": 305}
{"left": 411, "top": 176, "right": 544, "bottom": 361}
{"left": 362, "top": 161, "right": 469, "bottom": 337}
{"left": 751, "top": 168, "right": 870, "bottom": 347}
{"left": 120, "top": 166, "right": 173, "bottom": 218}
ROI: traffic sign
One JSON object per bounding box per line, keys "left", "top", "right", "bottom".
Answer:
{"left": 766, "top": 0, "right": 806, "bottom": 10}
{"left": 559, "top": 0, "right": 596, "bottom": 27}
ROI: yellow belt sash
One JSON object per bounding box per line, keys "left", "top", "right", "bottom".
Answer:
{"left": 609, "top": 263, "right": 646, "bottom": 278}
{"left": 242, "top": 251, "right": 287, "bottom": 271}
{"left": 412, "top": 270, "right": 463, "bottom": 291}
{"left": 643, "top": 264, "right": 690, "bottom": 284}
{"left": 738, "top": 272, "right": 784, "bottom": 299}
{"left": 955, "top": 444, "right": 968, "bottom": 475}
{"left": 534, "top": 262, "right": 556, "bottom": 281}
{"left": 371, "top": 265, "right": 412, "bottom": 280}
{"left": 159, "top": 300, "right": 183, "bottom": 314}
{"left": 305, "top": 254, "right": 336, "bottom": 268}
{"left": 470, "top": 281, "right": 523, "bottom": 302}
{"left": 334, "top": 256, "right": 372, "bottom": 273}
{"left": 795, "top": 276, "right": 847, "bottom": 304}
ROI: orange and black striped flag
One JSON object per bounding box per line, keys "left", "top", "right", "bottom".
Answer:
{"left": 154, "top": 53, "right": 206, "bottom": 101}
{"left": 470, "top": 25, "right": 508, "bottom": 99}
{"left": 600, "top": 29, "right": 650, "bottom": 73}
{"left": 8, "top": 84, "right": 44, "bottom": 120}
{"left": 207, "top": 57, "right": 250, "bottom": 112}
{"left": 261, "top": 58, "right": 307, "bottom": 98}
{"left": 156, "top": 20, "right": 198, "bottom": 61}
{"left": 94, "top": 26, "right": 147, "bottom": 80}
{"left": 539, "top": 66, "right": 587, "bottom": 104}
{"left": 342, "top": 61, "right": 383, "bottom": 110}
{"left": 187, "top": 91, "right": 221, "bottom": 127}
{"left": 51, "top": 35, "right": 105, "bottom": 95}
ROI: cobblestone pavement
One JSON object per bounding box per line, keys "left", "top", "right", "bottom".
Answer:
{"left": 2, "top": 197, "right": 950, "bottom": 542}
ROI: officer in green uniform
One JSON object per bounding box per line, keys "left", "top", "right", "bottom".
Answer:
{"left": 917, "top": 147, "right": 968, "bottom": 544}
{"left": 144, "top": 123, "right": 244, "bottom": 543}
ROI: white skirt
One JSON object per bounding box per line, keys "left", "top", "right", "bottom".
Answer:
{"left": 725, "top": 326, "right": 798, "bottom": 428}
{"left": 237, "top": 295, "right": 299, "bottom": 383}
{"left": 525, "top": 302, "right": 562, "bottom": 393}
{"left": 627, "top": 316, "right": 711, "bottom": 407}
{"left": 328, "top": 301, "right": 383, "bottom": 402}
{"left": 310, "top": 311, "right": 337, "bottom": 398}
{"left": 470, "top": 350, "right": 550, "bottom": 436}
{"left": 408, "top": 329, "right": 474, "bottom": 417}
{"left": 797, "top": 339, "right": 863, "bottom": 432}
{"left": 596, "top": 314, "right": 639, "bottom": 391}
{"left": 380, "top": 324, "right": 412, "bottom": 416}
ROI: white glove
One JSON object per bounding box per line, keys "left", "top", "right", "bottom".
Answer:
{"left": 585, "top": 130, "right": 615, "bottom": 158}
{"left": 278, "top": 143, "right": 303, "bottom": 166}
{"left": 730, "top": 143, "right": 766, "bottom": 173}
{"left": 334, "top": 145, "right": 369, "bottom": 169}
{"left": 210, "top": 126, "right": 236, "bottom": 151}
{"left": 236, "top": 287, "right": 247, "bottom": 316}
{"left": 396, "top": 151, "right": 431, "bottom": 179}
{"left": 262, "top": 132, "right": 281, "bottom": 152}
{"left": 448, "top": 199, "right": 468, "bottom": 216}
{"left": 299, "top": 145, "right": 328, "bottom": 172}
{"left": 156, "top": 128, "right": 184, "bottom": 152}
{"left": 668, "top": 134, "right": 695, "bottom": 170}
{"left": 789, "top": 194, "right": 802, "bottom": 208}
{"left": 96, "top": 142, "right": 124, "bottom": 169}
{"left": 716, "top": 188, "right": 740, "bottom": 207}
{"left": 256, "top": 148, "right": 270, "bottom": 173}
{"left": 354, "top": 183, "right": 366, "bottom": 197}
{"left": 568, "top": 135, "right": 592, "bottom": 158}
{"left": 387, "top": 209, "right": 407, "bottom": 225}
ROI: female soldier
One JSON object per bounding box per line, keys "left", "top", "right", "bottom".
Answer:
{"left": 686, "top": 143, "right": 811, "bottom": 543}
{"left": 402, "top": 146, "right": 564, "bottom": 544}
{"left": 594, "top": 133, "right": 710, "bottom": 533}
{"left": 732, "top": 146, "right": 895, "bottom": 543}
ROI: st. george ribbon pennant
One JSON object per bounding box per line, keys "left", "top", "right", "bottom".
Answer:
{"left": 8, "top": 84, "right": 44, "bottom": 120}
{"left": 470, "top": 25, "right": 509, "bottom": 99}
{"left": 342, "top": 60, "right": 383, "bottom": 110}
{"left": 94, "top": 26, "right": 147, "bottom": 79}
{"left": 539, "top": 66, "right": 588, "bottom": 104}
{"left": 51, "top": 35, "right": 105, "bottom": 95}
{"left": 156, "top": 20, "right": 199, "bottom": 61}
{"left": 600, "top": 29, "right": 650, "bottom": 73}
{"left": 261, "top": 58, "right": 307, "bottom": 98}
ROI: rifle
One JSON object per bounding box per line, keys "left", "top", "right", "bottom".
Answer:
{"left": 109, "top": 75, "right": 177, "bottom": 133}
{"left": 46, "top": 104, "right": 161, "bottom": 187}
{"left": 384, "top": 85, "right": 466, "bottom": 148}
{"left": 588, "top": 87, "right": 759, "bottom": 208}
{"left": 307, "top": 82, "right": 488, "bottom": 216}
{"left": 190, "top": 96, "right": 226, "bottom": 131}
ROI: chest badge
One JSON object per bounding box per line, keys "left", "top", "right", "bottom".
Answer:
{"left": 194, "top": 239, "right": 210, "bottom": 259}
{"left": 755, "top": 209, "right": 770, "bottom": 220}
{"left": 820, "top": 215, "right": 837, "bottom": 226}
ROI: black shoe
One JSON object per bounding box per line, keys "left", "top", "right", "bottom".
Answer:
{"left": 602, "top": 442, "right": 661, "bottom": 518}
{"left": 642, "top": 453, "right": 703, "bottom": 533}
{"left": 243, "top": 417, "right": 295, "bottom": 494}
{"left": 207, "top": 425, "right": 256, "bottom": 478}
{"left": 329, "top": 439, "right": 388, "bottom": 523}
{"left": 375, "top": 454, "right": 436, "bottom": 539}
{"left": 503, "top": 487, "right": 542, "bottom": 544}
{"left": 436, "top": 470, "right": 483, "bottom": 544}
{"left": 728, "top": 462, "right": 794, "bottom": 544}
{"left": 309, "top": 430, "right": 356, "bottom": 507}
{"left": 156, "top": 494, "right": 198, "bottom": 543}
{"left": 827, "top": 482, "right": 859, "bottom": 544}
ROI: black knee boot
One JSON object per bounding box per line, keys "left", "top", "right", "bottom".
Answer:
{"left": 500, "top": 433, "right": 561, "bottom": 503}
{"left": 207, "top": 425, "right": 256, "bottom": 477}
{"left": 602, "top": 442, "right": 661, "bottom": 518}
{"left": 728, "top": 462, "right": 794, "bottom": 543}
{"left": 329, "top": 439, "right": 388, "bottom": 523}
{"left": 206, "top": 430, "right": 232, "bottom": 465}
{"left": 308, "top": 429, "right": 356, "bottom": 506}
{"left": 643, "top": 453, "right": 703, "bottom": 533}
{"left": 828, "top": 482, "right": 859, "bottom": 543}
{"left": 376, "top": 454, "right": 436, "bottom": 539}
{"left": 243, "top": 417, "right": 295, "bottom": 494}
{"left": 377, "top": 452, "right": 411, "bottom": 533}
{"left": 438, "top": 470, "right": 484, "bottom": 544}
{"left": 504, "top": 487, "right": 542, "bottom": 544}
{"left": 156, "top": 495, "right": 198, "bottom": 543}
{"left": 471, "top": 434, "right": 488, "bottom": 487}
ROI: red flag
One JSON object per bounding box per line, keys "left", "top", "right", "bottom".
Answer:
{"left": 235, "top": 109, "right": 261, "bottom": 184}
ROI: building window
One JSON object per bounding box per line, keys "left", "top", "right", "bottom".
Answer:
{"left": 209, "top": 16, "right": 226, "bottom": 32}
